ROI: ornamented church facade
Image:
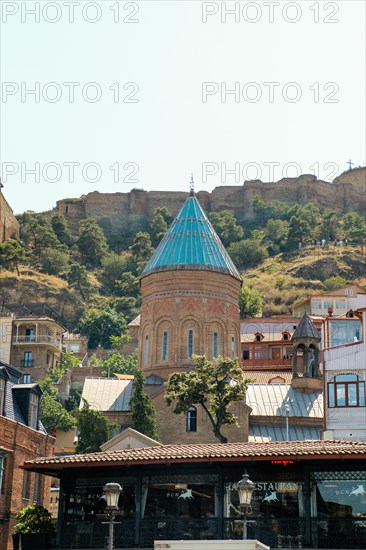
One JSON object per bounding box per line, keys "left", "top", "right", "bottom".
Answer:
{"left": 137, "top": 187, "right": 251, "bottom": 444}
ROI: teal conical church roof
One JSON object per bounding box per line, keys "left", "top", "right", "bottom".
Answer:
{"left": 141, "top": 191, "right": 242, "bottom": 281}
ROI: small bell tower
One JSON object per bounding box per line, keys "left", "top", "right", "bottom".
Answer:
{"left": 291, "top": 312, "right": 322, "bottom": 392}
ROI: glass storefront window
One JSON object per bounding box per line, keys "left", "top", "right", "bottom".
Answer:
{"left": 142, "top": 482, "right": 216, "bottom": 519}
{"left": 224, "top": 481, "right": 304, "bottom": 518}
{"left": 315, "top": 478, "right": 366, "bottom": 518}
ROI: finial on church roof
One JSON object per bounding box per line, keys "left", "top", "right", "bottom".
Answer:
{"left": 189, "top": 174, "right": 195, "bottom": 196}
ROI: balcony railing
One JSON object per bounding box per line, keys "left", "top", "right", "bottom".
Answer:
{"left": 12, "top": 335, "right": 62, "bottom": 350}
{"left": 242, "top": 358, "right": 293, "bottom": 368}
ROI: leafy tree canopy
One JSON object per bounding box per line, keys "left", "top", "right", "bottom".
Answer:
{"left": 129, "top": 370, "right": 159, "bottom": 440}
{"left": 75, "top": 399, "right": 117, "bottom": 453}
{"left": 77, "top": 306, "right": 127, "bottom": 349}
{"left": 129, "top": 232, "right": 154, "bottom": 274}
{"left": 67, "top": 263, "right": 92, "bottom": 300}
{"left": 51, "top": 214, "right": 73, "bottom": 247}
{"left": 15, "top": 504, "right": 53, "bottom": 534}
{"left": 77, "top": 218, "right": 108, "bottom": 267}
{"left": 0, "top": 239, "right": 26, "bottom": 275}
{"left": 209, "top": 211, "right": 244, "bottom": 247}
{"left": 101, "top": 350, "right": 138, "bottom": 377}
{"left": 40, "top": 247, "right": 69, "bottom": 275}
{"left": 228, "top": 239, "right": 268, "bottom": 269}
{"left": 239, "top": 286, "right": 263, "bottom": 318}
{"left": 165, "top": 355, "right": 251, "bottom": 443}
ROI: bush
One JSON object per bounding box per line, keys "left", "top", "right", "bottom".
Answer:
{"left": 15, "top": 504, "right": 53, "bottom": 534}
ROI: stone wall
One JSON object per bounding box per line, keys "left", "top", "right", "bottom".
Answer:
{"left": 0, "top": 191, "right": 19, "bottom": 243}
{"left": 53, "top": 169, "right": 366, "bottom": 239}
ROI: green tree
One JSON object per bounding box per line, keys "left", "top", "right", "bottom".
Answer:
{"left": 40, "top": 392, "right": 76, "bottom": 433}
{"left": 0, "top": 239, "right": 26, "bottom": 275}
{"left": 265, "top": 219, "right": 289, "bottom": 250}
{"left": 165, "top": 355, "right": 251, "bottom": 443}
{"left": 101, "top": 351, "right": 138, "bottom": 377}
{"left": 102, "top": 251, "right": 134, "bottom": 284}
{"left": 77, "top": 306, "right": 127, "bottom": 349}
{"left": 15, "top": 504, "right": 53, "bottom": 534}
{"left": 239, "top": 286, "right": 263, "bottom": 317}
{"left": 153, "top": 207, "right": 173, "bottom": 226}
{"left": 324, "top": 276, "right": 349, "bottom": 291}
{"left": 40, "top": 248, "right": 69, "bottom": 275}
{"left": 67, "top": 263, "right": 92, "bottom": 299}
{"left": 228, "top": 239, "right": 268, "bottom": 269}
{"left": 252, "top": 195, "right": 268, "bottom": 224}
{"left": 77, "top": 218, "right": 108, "bottom": 267}
{"left": 209, "top": 211, "right": 244, "bottom": 247}
{"left": 76, "top": 399, "right": 116, "bottom": 453}
{"left": 129, "top": 370, "right": 159, "bottom": 440}
{"left": 51, "top": 214, "right": 73, "bottom": 247}
{"left": 151, "top": 212, "right": 168, "bottom": 245}
{"left": 30, "top": 217, "right": 62, "bottom": 260}
{"left": 129, "top": 232, "right": 154, "bottom": 274}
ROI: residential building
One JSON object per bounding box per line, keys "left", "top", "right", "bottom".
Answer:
{"left": 293, "top": 284, "right": 366, "bottom": 317}
{"left": 62, "top": 333, "right": 88, "bottom": 360}
{"left": 1, "top": 303, "right": 65, "bottom": 381}
{"left": 0, "top": 361, "right": 54, "bottom": 550}
{"left": 24, "top": 439, "right": 366, "bottom": 549}
{"left": 323, "top": 308, "right": 366, "bottom": 441}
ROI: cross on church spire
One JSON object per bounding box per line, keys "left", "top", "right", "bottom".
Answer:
{"left": 347, "top": 159, "right": 354, "bottom": 170}
{"left": 189, "top": 174, "right": 195, "bottom": 196}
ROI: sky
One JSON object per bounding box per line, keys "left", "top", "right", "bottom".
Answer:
{"left": 1, "top": 0, "right": 365, "bottom": 214}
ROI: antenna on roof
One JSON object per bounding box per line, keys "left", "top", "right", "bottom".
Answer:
{"left": 189, "top": 174, "right": 195, "bottom": 196}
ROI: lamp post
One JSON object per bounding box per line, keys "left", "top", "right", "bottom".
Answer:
{"left": 103, "top": 482, "right": 122, "bottom": 550}
{"left": 237, "top": 472, "right": 255, "bottom": 540}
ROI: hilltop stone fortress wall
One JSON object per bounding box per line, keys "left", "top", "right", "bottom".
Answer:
{"left": 0, "top": 188, "right": 20, "bottom": 242}
{"left": 54, "top": 168, "right": 366, "bottom": 239}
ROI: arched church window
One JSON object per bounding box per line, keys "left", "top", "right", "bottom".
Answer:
{"left": 213, "top": 332, "right": 218, "bottom": 358}
{"left": 188, "top": 329, "right": 193, "bottom": 358}
{"left": 162, "top": 331, "right": 168, "bottom": 361}
{"left": 231, "top": 336, "right": 235, "bottom": 359}
{"left": 144, "top": 335, "right": 149, "bottom": 365}
{"left": 186, "top": 406, "right": 197, "bottom": 432}
{"left": 328, "top": 374, "right": 365, "bottom": 408}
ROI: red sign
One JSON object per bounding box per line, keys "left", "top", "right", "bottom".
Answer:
{"left": 271, "top": 460, "right": 294, "bottom": 466}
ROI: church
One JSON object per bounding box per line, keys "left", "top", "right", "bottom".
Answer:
{"left": 133, "top": 185, "right": 323, "bottom": 445}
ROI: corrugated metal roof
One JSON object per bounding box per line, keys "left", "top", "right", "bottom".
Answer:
{"left": 246, "top": 384, "right": 323, "bottom": 418}
{"left": 81, "top": 378, "right": 133, "bottom": 412}
{"left": 140, "top": 193, "right": 242, "bottom": 281}
{"left": 249, "top": 425, "right": 321, "bottom": 442}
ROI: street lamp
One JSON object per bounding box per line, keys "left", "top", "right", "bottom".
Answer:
{"left": 103, "top": 482, "right": 122, "bottom": 550}
{"left": 237, "top": 472, "right": 255, "bottom": 539}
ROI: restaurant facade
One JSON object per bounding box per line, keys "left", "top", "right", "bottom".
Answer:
{"left": 23, "top": 440, "right": 366, "bottom": 549}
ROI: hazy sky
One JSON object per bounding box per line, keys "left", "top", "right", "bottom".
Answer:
{"left": 1, "top": 0, "right": 365, "bottom": 213}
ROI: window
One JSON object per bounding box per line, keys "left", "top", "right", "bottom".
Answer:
{"left": 335, "top": 299, "right": 346, "bottom": 310}
{"left": 162, "top": 332, "right": 168, "bottom": 361}
{"left": 186, "top": 406, "right": 197, "bottom": 432}
{"left": 22, "top": 470, "right": 31, "bottom": 500}
{"left": 213, "top": 332, "right": 218, "bottom": 358}
{"left": 29, "top": 393, "right": 39, "bottom": 429}
{"left": 323, "top": 301, "right": 334, "bottom": 310}
{"left": 0, "top": 457, "right": 7, "bottom": 494}
{"left": 33, "top": 473, "right": 42, "bottom": 503}
{"left": 188, "top": 330, "right": 193, "bottom": 358}
{"left": 46, "top": 353, "right": 51, "bottom": 365}
{"left": 23, "top": 351, "right": 33, "bottom": 368}
{"left": 23, "top": 374, "right": 31, "bottom": 384}
{"left": 312, "top": 299, "right": 322, "bottom": 310}
{"left": 283, "top": 332, "right": 289, "bottom": 341}
{"left": 0, "top": 377, "right": 5, "bottom": 415}
{"left": 328, "top": 374, "right": 365, "bottom": 408}
{"left": 144, "top": 335, "right": 149, "bottom": 365}
{"left": 231, "top": 336, "right": 235, "bottom": 359}
{"left": 243, "top": 347, "right": 250, "bottom": 360}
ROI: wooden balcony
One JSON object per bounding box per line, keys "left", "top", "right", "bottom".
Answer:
{"left": 241, "top": 358, "right": 293, "bottom": 368}
{"left": 12, "top": 335, "right": 62, "bottom": 351}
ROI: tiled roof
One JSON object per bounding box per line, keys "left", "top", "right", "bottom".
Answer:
{"left": 24, "top": 440, "right": 366, "bottom": 470}
{"left": 81, "top": 377, "right": 133, "bottom": 412}
{"left": 241, "top": 331, "right": 294, "bottom": 343}
{"left": 140, "top": 193, "right": 242, "bottom": 281}
{"left": 242, "top": 371, "right": 293, "bottom": 384}
{"left": 246, "top": 384, "right": 323, "bottom": 418}
{"left": 292, "top": 312, "right": 321, "bottom": 340}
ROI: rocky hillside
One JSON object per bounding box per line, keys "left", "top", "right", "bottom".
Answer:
{"left": 244, "top": 246, "right": 366, "bottom": 316}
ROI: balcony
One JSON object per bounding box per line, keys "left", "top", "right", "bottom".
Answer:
{"left": 242, "top": 358, "right": 293, "bottom": 368}
{"left": 12, "top": 335, "right": 62, "bottom": 351}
